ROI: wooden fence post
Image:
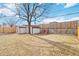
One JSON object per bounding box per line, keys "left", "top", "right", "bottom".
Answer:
{"left": 77, "top": 27, "right": 79, "bottom": 39}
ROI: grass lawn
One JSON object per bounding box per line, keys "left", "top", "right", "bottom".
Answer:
{"left": 0, "top": 34, "right": 79, "bottom": 56}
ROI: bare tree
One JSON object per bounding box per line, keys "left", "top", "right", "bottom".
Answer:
{"left": 15, "top": 3, "right": 48, "bottom": 34}
{"left": 5, "top": 17, "right": 20, "bottom": 27}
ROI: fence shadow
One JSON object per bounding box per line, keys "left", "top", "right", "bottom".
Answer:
{"left": 31, "top": 35, "right": 79, "bottom": 55}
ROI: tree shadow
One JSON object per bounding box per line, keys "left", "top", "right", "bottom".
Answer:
{"left": 60, "top": 42, "right": 79, "bottom": 45}
{"left": 31, "top": 35, "right": 79, "bottom": 55}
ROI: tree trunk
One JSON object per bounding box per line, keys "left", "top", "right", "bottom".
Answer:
{"left": 28, "top": 23, "right": 31, "bottom": 34}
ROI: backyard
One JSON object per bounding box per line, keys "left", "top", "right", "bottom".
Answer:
{"left": 0, "top": 34, "right": 79, "bottom": 56}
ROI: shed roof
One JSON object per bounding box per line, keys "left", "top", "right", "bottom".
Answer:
{"left": 16, "top": 25, "right": 40, "bottom": 28}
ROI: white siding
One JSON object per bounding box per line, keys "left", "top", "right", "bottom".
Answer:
{"left": 49, "top": 29, "right": 57, "bottom": 34}
{"left": 16, "top": 27, "right": 27, "bottom": 34}
{"left": 32, "top": 28, "right": 40, "bottom": 34}
{"left": 19, "top": 28, "right": 27, "bottom": 33}
{"left": 49, "top": 28, "right": 77, "bottom": 35}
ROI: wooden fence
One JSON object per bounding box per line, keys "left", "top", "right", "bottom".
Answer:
{"left": 49, "top": 21, "right": 77, "bottom": 29}
{"left": 77, "top": 27, "right": 79, "bottom": 38}
{"left": 0, "top": 27, "right": 16, "bottom": 33}
{"left": 40, "top": 21, "right": 78, "bottom": 35}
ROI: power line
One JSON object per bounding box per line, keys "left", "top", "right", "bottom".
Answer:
{"left": 45, "top": 11, "right": 79, "bottom": 18}
{"left": 0, "top": 11, "right": 79, "bottom": 19}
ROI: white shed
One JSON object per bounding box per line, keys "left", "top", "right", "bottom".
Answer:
{"left": 16, "top": 26, "right": 28, "bottom": 34}
{"left": 32, "top": 25, "right": 40, "bottom": 34}
{"left": 16, "top": 25, "right": 40, "bottom": 34}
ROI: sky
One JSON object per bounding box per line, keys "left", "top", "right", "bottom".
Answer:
{"left": 0, "top": 3, "right": 79, "bottom": 25}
